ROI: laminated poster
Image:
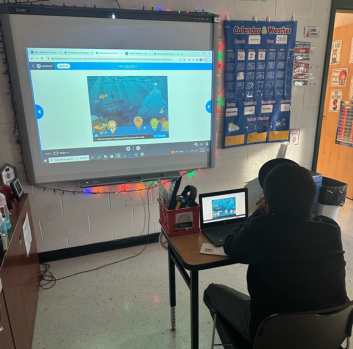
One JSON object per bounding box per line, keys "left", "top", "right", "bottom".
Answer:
{"left": 329, "top": 90, "right": 343, "bottom": 112}
{"left": 289, "top": 129, "right": 300, "bottom": 145}
{"left": 223, "top": 20, "right": 297, "bottom": 148}
{"left": 330, "top": 40, "right": 342, "bottom": 65}
{"left": 331, "top": 68, "right": 348, "bottom": 87}
{"left": 336, "top": 101, "right": 353, "bottom": 147}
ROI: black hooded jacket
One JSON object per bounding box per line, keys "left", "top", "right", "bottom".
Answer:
{"left": 224, "top": 209, "right": 347, "bottom": 340}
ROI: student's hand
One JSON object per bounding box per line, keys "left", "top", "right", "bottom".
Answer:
{"left": 256, "top": 196, "right": 270, "bottom": 214}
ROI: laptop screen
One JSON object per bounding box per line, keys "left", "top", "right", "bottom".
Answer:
{"left": 201, "top": 191, "right": 247, "bottom": 224}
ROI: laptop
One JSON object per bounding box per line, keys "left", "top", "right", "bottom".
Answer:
{"left": 199, "top": 188, "right": 249, "bottom": 247}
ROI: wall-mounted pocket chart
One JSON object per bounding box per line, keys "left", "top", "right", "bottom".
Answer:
{"left": 223, "top": 20, "right": 297, "bottom": 148}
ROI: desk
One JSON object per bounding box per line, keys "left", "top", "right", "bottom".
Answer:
{"left": 162, "top": 229, "right": 236, "bottom": 349}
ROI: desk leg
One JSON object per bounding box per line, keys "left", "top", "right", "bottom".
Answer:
{"left": 168, "top": 246, "right": 176, "bottom": 331}
{"left": 190, "top": 270, "right": 199, "bottom": 349}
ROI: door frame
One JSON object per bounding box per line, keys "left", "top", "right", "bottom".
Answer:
{"left": 312, "top": 0, "right": 353, "bottom": 171}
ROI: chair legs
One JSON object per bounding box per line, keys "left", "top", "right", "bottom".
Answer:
{"left": 211, "top": 314, "right": 217, "bottom": 349}
{"left": 211, "top": 313, "right": 234, "bottom": 348}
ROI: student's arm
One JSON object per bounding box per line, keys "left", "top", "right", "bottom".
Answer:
{"left": 235, "top": 208, "right": 263, "bottom": 231}
{"left": 223, "top": 211, "right": 265, "bottom": 264}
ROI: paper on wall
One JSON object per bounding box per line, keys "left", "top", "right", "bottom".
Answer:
{"left": 350, "top": 38, "right": 353, "bottom": 64}
{"left": 350, "top": 77, "right": 353, "bottom": 100}
{"left": 289, "top": 129, "right": 300, "bottom": 145}
{"left": 22, "top": 212, "right": 32, "bottom": 257}
{"left": 200, "top": 243, "right": 227, "bottom": 256}
{"left": 304, "top": 26, "right": 320, "bottom": 38}
{"left": 330, "top": 40, "right": 342, "bottom": 65}
{"left": 329, "top": 90, "right": 343, "bottom": 112}
{"left": 331, "top": 68, "right": 349, "bottom": 87}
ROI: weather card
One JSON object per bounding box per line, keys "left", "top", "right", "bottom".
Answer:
{"left": 212, "top": 197, "right": 236, "bottom": 220}
{"left": 87, "top": 76, "right": 169, "bottom": 142}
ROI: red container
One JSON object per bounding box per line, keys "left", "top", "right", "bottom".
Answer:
{"left": 158, "top": 199, "right": 201, "bottom": 237}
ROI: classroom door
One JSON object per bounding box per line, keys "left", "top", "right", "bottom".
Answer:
{"left": 317, "top": 11, "right": 353, "bottom": 199}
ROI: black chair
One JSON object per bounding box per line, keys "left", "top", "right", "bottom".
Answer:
{"left": 211, "top": 301, "right": 353, "bottom": 349}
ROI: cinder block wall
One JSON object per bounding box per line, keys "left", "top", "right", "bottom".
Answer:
{"left": 0, "top": 0, "right": 332, "bottom": 252}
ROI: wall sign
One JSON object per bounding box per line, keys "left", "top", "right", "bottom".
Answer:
{"left": 336, "top": 101, "right": 353, "bottom": 147}
{"left": 330, "top": 40, "right": 342, "bottom": 65}
{"left": 304, "top": 26, "right": 320, "bottom": 38}
{"left": 223, "top": 20, "right": 297, "bottom": 148}
{"left": 329, "top": 89, "right": 343, "bottom": 112}
{"left": 350, "top": 77, "right": 353, "bottom": 100}
{"left": 293, "top": 41, "right": 311, "bottom": 86}
{"left": 289, "top": 129, "right": 300, "bottom": 145}
{"left": 331, "top": 68, "right": 348, "bottom": 87}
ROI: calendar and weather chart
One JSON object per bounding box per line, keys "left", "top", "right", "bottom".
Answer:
{"left": 223, "top": 21, "right": 297, "bottom": 148}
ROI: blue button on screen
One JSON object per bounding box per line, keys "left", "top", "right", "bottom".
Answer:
{"left": 35, "top": 105, "right": 44, "bottom": 119}
{"left": 206, "top": 100, "right": 212, "bottom": 113}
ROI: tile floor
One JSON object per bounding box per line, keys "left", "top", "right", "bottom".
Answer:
{"left": 32, "top": 200, "right": 353, "bottom": 349}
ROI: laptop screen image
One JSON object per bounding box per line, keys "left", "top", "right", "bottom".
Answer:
{"left": 201, "top": 191, "right": 247, "bottom": 224}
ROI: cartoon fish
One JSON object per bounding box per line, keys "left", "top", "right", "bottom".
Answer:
{"left": 159, "top": 117, "right": 166, "bottom": 125}
{"left": 99, "top": 94, "right": 108, "bottom": 99}
{"left": 159, "top": 107, "right": 165, "bottom": 114}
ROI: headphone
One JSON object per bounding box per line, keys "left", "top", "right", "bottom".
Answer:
{"left": 179, "top": 185, "right": 198, "bottom": 208}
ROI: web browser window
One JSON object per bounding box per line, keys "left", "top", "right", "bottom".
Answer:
{"left": 27, "top": 48, "right": 213, "bottom": 164}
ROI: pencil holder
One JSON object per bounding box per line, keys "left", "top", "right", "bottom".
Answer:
{"left": 158, "top": 199, "right": 200, "bottom": 237}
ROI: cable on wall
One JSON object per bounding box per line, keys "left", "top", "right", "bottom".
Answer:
{"left": 40, "top": 179, "right": 155, "bottom": 289}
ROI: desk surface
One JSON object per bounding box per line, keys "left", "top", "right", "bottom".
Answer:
{"left": 162, "top": 229, "right": 236, "bottom": 271}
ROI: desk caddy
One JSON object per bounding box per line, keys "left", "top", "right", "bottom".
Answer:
{"left": 158, "top": 200, "right": 200, "bottom": 237}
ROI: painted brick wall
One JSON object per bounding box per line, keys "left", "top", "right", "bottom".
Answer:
{"left": 0, "top": 0, "right": 332, "bottom": 252}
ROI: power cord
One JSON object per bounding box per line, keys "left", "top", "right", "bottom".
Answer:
{"left": 40, "top": 179, "right": 155, "bottom": 288}
{"left": 40, "top": 263, "right": 56, "bottom": 290}
{"left": 38, "top": 170, "right": 195, "bottom": 289}
{"left": 115, "top": 0, "right": 121, "bottom": 9}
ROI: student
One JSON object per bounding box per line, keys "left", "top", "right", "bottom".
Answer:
{"left": 204, "top": 159, "right": 348, "bottom": 346}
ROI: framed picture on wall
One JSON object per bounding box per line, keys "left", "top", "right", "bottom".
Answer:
{"left": 0, "top": 163, "right": 17, "bottom": 188}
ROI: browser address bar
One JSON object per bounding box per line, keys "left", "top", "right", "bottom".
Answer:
{"left": 48, "top": 56, "right": 177, "bottom": 62}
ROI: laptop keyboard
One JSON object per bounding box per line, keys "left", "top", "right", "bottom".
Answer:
{"left": 203, "top": 224, "right": 240, "bottom": 238}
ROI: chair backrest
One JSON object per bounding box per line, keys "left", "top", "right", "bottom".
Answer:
{"left": 253, "top": 301, "right": 353, "bottom": 349}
